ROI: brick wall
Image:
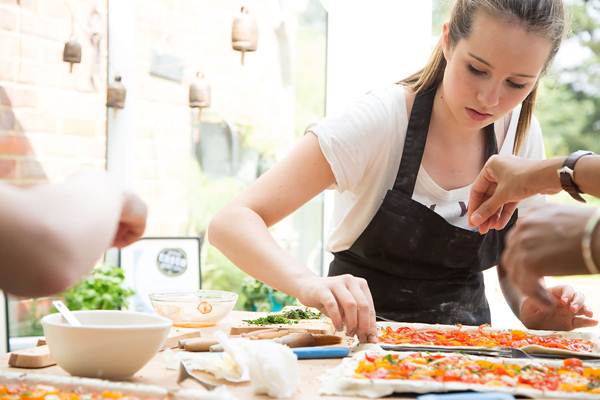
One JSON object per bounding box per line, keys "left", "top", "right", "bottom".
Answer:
{"left": 0, "top": 0, "right": 317, "bottom": 237}
{"left": 0, "top": 0, "right": 107, "bottom": 185}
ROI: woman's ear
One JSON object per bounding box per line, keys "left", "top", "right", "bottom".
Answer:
{"left": 442, "top": 23, "right": 451, "bottom": 61}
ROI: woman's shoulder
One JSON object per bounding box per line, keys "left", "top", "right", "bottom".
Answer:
{"left": 364, "top": 83, "right": 411, "bottom": 119}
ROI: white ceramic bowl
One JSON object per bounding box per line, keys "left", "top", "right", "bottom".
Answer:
{"left": 149, "top": 290, "right": 238, "bottom": 327}
{"left": 42, "top": 310, "right": 172, "bottom": 380}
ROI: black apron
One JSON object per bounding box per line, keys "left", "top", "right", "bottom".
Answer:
{"left": 328, "top": 87, "right": 516, "bottom": 326}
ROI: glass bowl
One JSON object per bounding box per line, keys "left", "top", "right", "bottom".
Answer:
{"left": 149, "top": 290, "right": 238, "bottom": 327}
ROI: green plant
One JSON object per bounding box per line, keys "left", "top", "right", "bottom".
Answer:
{"left": 62, "top": 265, "right": 134, "bottom": 311}
{"left": 240, "top": 277, "right": 297, "bottom": 312}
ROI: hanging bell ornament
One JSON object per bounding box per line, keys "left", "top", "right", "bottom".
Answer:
{"left": 231, "top": 6, "right": 258, "bottom": 65}
{"left": 106, "top": 75, "right": 126, "bottom": 109}
{"left": 63, "top": 38, "right": 82, "bottom": 73}
{"left": 189, "top": 72, "right": 211, "bottom": 109}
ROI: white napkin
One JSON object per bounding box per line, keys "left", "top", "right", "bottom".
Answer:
{"left": 165, "top": 331, "right": 299, "bottom": 398}
{"left": 239, "top": 338, "right": 299, "bottom": 398}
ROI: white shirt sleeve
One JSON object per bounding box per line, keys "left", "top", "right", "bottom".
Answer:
{"left": 517, "top": 114, "right": 547, "bottom": 211}
{"left": 306, "top": 88, "right": 400, "bottom": 192}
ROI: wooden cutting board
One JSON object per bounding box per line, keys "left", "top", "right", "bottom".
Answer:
{"left": 229, "top": 318, "right": 335, "bottom": 335}
{"left": 8, "top": 327, "right": 202, "bottom": 369}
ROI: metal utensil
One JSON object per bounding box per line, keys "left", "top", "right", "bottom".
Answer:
{"left": 375, "top": 315, "right": 398, "bottom": 323}
{"left": 177, "top": 359, "right": 217, "bottom": 391}
{"left": 380, "top": 344, "right": 534, "bottom": 359}
{"left": 52, "top": 300, "right": 82, "bottom": 327}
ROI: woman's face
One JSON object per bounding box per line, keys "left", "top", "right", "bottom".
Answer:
{"left": 441, "top": 11, "right": 553, "bottom": 129}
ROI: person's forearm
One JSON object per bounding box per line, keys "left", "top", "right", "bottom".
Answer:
{"left": 525, "top": 157, "right": 564, "bottom": 195}
{"left": 497, "top": 266, "right": 524, "bottom": 319}
{"left": 528, "top": 155, "right": 600, "bottom": 198}
{"left": 592, "top": 216, "right": 600, "bottom": 273}
{"left": 208, "top": 205, "right": 316, "bottom": 299}
{"left": 574, "top": 156, "right": 600, "bottom": 198}
{"left": 0, "top": 172, "right": 124, "bottom": 296}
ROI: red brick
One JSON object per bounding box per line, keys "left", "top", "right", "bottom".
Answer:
{"left": 62, "top": 117, "right": 100, "bottom": 136}
{"left": 0, "top": 6, "right": 17, "bottom": 30}
{"left": 0, "top": 109, "right": 15, "bottom": 130}
{"left": 20, "top": 11, "right": 67, "bottom": 41}
{"left": 0, "top": 32, "right": 18, "bottom": 58}
{"left": 38, "top": 0, "right": 70, "bottom": 20}
{"left": 17, "top": 61, "right": 61, "bottom": 86}
{"left": 0, "top": 59, "right": 16, "bottom": 80}
{"left": 19, "top": 35, "right": 43, "bottom": 62}
{"left": 17, "top": 158, "right": 46, "bottom": 180}
{"left": 0, "top": 134, "right": 33, "bottom": 155}
{"left": 11, "top": 109, "right": 57, "bottom": 133}
{"left": 0, "top": 158, "right": 16, "bottom": 178}
{"left": 17, "top": 0, "right": 37, "bottom": 11}
{"left": 0, "top": 86, "right": 37, "bottom": 107}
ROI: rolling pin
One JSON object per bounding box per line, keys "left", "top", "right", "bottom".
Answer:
{"left": 179, "top": 337, "right": 219, "bottom": 352}
{"left": 275, "top": 333, "right": 342, "bottom": 348}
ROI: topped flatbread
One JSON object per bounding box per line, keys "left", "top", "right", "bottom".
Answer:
{"left": 377, "top": 322, "right": 600, "bottom": 356}
{"left": 320, "top": 350, "right": 600, "bottom": 399}
{"left": 0, "top": 371, "right": 234, "bottom": 400}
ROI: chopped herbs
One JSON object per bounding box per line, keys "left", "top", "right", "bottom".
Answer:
{"left": 244, "top": 315, "right": 299, "bottom": 325}
{"left": 244, "top": 308, "right": 321, "bottom": 325}
{"left": 281, "top": 308, "right": 321, "bottom": 320}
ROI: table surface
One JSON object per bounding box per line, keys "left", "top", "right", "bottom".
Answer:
{"left": 0, "top": 311, "right": 559, "bottom": 399}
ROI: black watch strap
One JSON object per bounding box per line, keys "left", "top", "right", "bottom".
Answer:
{"left": 558, "top": 150, "right": 594, "bottom": 202}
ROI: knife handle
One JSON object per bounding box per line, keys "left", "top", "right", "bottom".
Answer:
{"left": 292, "top": 346, "right": 349, "bottom": 359}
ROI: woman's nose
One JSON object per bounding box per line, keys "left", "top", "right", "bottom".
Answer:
{"left": 477, "top": 82, "right": 501, "bottom": 109}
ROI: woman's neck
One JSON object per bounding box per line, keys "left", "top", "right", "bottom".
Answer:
{"left": 429, "top": 86, "right": 482, "bottom": 145}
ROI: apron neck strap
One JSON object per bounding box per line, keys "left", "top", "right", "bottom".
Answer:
{"left": 393, "top": 87, "right": 499, "bottom": 196}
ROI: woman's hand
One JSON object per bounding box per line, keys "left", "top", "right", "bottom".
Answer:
{"left": 502, "top": 205, "right": 595, "bottom": 302}
{"left": 296, "top": 274, "right": 377, "bottom": 343}
{"left": 468, "top": 155, "right": 560, "bottom": 233}
{"left": 111, "top": 191, "right": 148, "bottom": 248}
{"left": 519, "top": 285, "right": 597, "bottom": 331}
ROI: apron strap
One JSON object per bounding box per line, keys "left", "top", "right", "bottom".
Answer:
{"left": 392, "top": 88, "right": 435, "bottom": 195}
{"left": 484, "top": 122, "right": 499, "bottom": 158}
{"left": 393, "top": 87, "right": 499, "bottom": 196}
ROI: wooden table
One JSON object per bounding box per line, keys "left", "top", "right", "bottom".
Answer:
{"left": 0, "top": 311, "right": 555, "bottom": 399}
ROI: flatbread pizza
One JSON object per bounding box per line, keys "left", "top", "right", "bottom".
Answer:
{"left": 377, "top": 322, "right": 600, "bottom": 357}
{"left": 320, "top": 349, "right": 600, "bottom": 399}
{"left": 0, "top": 371, "right": 234, "bottom": 400}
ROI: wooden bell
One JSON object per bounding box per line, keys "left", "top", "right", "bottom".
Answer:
{"left": 106, "top": 76, "right": 126, "bottom": 109}
{"left": 63, "top": 38, "right": 81, "bottom": 73}
{"left": 231, "top": 6, "right": 258, "bottom": 65}
{"left": 189, "top": 72, "right": 211, "bottom": 109}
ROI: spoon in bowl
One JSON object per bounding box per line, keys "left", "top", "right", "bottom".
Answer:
{"left": 52, "top": 300, "right": 82, "bottom": 326}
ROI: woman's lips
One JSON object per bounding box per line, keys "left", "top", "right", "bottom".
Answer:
{"left": 466, "top": 107, "right": 492, "bottom": 122}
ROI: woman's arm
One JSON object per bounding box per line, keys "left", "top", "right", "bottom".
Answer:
{"left": 208, "top": 133, "right": 377, "bottom": 342}
{"left": 469, "top": 154, "right": 600, "bottom": 232}
{"left": 0, "top": 172, "right": 147, "bottom": 297}
{"left": 497, "top": 261, "right": 597, "bottom": 331}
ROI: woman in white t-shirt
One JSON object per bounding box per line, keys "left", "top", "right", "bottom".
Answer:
{"left": 208, "top": 0, "right": 596, "bottom": 342}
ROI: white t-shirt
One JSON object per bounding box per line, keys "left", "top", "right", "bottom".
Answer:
{"left": 309, "top": 84, "right": 545, "bottom": 253}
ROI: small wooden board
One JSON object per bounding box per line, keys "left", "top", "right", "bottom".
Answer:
{"left": 8, "top": 345, "right": 55, "bottom": 369}
{"left": 8, "top": 327, "right": 202, "bottom": 369}
{"left": 229, "top": 318, "right": 335, "bottom": 335}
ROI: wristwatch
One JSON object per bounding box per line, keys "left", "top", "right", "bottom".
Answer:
{"left": 557, "top": 150, "right": 594, "bottom": 202}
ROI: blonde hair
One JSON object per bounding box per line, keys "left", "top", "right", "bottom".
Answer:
{"left": 401, "top": 0, "right": 566, "bottom": 154}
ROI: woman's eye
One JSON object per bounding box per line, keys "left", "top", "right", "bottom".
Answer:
{"left": 507, "top": 80, "right": 527, "bottom": 89}
{"left": 468, "top": 65, "right": 486, "bottom": 76}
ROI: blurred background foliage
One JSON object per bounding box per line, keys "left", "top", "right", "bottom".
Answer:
{"left": 434, "top": 0, "right": 600, "bottom": 156}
